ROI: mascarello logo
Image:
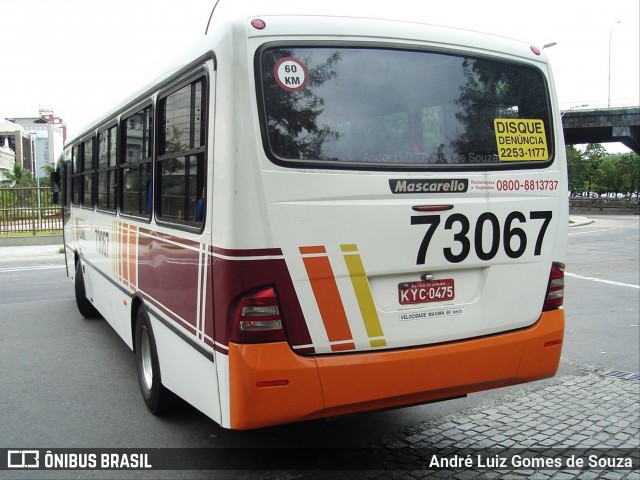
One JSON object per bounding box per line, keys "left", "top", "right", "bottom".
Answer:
{"left": 389, "top": 179, "right": 469, "bottom": 194}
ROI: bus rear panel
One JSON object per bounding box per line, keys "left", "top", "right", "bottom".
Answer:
{"left": 224, "top": 17, "right": 566, "bottom": 429}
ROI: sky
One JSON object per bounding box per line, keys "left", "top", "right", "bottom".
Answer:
{"left": 1, "top": 0, "right": 638, "bottom": 150}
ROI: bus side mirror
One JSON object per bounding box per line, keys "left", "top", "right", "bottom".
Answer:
{"left": 51, "top": 170, "right": 61, "bottom": 204}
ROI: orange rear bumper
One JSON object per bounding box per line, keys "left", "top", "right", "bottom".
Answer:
{"left": 229, "top": 309, "right": 564, "bottom": 430}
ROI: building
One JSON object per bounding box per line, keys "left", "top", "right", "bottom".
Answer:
{"left": 8, "top": 109, "right": 66, "bottom": 179}
{"left": 0, "top": 119, "right": 36, "bottom": 175}
{"left": 0, "top": 136, "right": 16, "bottom": 182}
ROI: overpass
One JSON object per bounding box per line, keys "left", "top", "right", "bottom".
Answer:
{"left": 561, "top": 106, "right": 640, "bottom": 154}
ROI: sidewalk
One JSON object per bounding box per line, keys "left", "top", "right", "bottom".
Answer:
{"left": 364, "top": 369, "right": 639, "bottom": 478}
{"left": 569, "top": 215, "right": 595, "bottom": 227}
{"left": 292, "top": 369, "right": 639, "bottom": 479}
{"left": 0, "top": 243, "right": 64, "bottom": 259}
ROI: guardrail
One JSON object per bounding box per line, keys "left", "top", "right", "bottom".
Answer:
{"left": 0, "top": 187, "right": 62, "bottom": 236}
{"left": 569, "top": 197, "right": 640, "bottom": 213}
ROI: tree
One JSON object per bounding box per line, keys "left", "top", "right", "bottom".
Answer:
{"left": 618, "top": 151, "right": 640, "bottom": 199}
{"left": 566, "top": 145, "right": 587, "bottom": 193}
{"left": 566, "top": 144, "right": 640, "bottom": 200}
{"left": 597, "top": 156, "right": 623, "bottom": 194}
{"left": 581, "top": 143, "right": 607, "bottom": 194}
{"left": 1, "top": 163, "right": 34, "bottom": 187}
{"left": 37, "top": 163, "right": 56, "bottom": 187}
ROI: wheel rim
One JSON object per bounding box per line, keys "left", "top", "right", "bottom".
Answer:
{"left": 139, "top": 326, "right": 153, "bottom": 391}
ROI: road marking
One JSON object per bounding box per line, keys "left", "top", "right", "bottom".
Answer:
{"left": 568, "top": 222, "right": 639, "bottom": 236}
{"left": 0, "top": 264, "right": 66, "bottom": 274}
{"left": 566, "top": 272, "right": 639, "bottom": 290}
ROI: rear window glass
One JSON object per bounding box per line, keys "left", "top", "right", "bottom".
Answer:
{"left": 258, "top": 46, "right": 553, "bottom": 169}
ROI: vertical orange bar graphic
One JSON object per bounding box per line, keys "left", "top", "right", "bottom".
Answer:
{"left": 121, "top": 223, "right": 129, "bottom": 287}
{"left": 128, "top": 225, "right": 137, "bottom": 290}
{"left": 112, "top": 221, "right": 118, "bottom": 278}
{"left": 300, "top": 246, "right": 355, "bottom": 352}
{"left": 117, "top": 222, "right": 123, "bottom": 283}
{"left": 118, "top": 223, "right": 126, "bottom": 282}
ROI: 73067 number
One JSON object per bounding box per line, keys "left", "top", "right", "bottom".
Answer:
{"left": 411, "top": 210, "right": 552, "bottom": 264}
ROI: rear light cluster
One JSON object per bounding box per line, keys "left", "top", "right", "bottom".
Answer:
{"left": 230, "top": 287, "right": 286, "bottom": 343}
{"left": 543, "top": 262, "right": 565, "bottom": 311}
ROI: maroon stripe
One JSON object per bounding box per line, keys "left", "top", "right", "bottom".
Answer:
{"left": 135, "top": 231, "right": 311, "bottom": 354}
{"left": 138, "top": 227, "right": 202, "bottom": 250}
{"left": 210, "top": 245, "right": 283, "bottom": 258}
{"left": 139, "top": 291, "right": 198, "bottom": 335}
{"left": 213, "top": 344, "right": 229, "bottom": 355}
{"left": 138, "top": 234, "right": 200, "bottom": 330}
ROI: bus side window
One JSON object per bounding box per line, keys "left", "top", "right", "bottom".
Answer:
{"left": 120, "top": 106, "right": 153, "bottom": 219}
{"left": 156, "top": 74, "right": 207, "bottom": 229}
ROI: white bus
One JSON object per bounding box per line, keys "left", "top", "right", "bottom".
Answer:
{"left": 56, "top": 6, "right": 567, "bottom": 430}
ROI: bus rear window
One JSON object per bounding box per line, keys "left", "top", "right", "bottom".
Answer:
{"left": 258, "top": 46, "right": 553, "bottom": 169}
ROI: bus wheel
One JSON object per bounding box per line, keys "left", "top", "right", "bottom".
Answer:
{"left": 134, "top": 307, "right": 178, "bottom": 414}
{"left": 74, "top": 261, "right": 100, "bottom": 318}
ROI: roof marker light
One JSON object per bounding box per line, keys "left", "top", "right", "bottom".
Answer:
{"left": 251, "top": 19, "right": 266, "bottom": 30}
{"left": 530, "top": 45, "right": 542, "bottom": 56}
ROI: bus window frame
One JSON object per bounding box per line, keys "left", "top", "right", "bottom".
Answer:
{"left": 96, "top": 122, "right": 119, "bottom": 215}
{"left": 119, "top": 102, "right": 154, "bottom": 222}
{"left": 154, "top": 69, "right": 209, "bottom": 234}
{"left": 69, "top": 146, "right": 80, "bottom": 207}
{"left": 254, "top": 41, "right": 556, "bottom": 172}
{"left": 78, "top": 135, "right": 96, "bottom": 210}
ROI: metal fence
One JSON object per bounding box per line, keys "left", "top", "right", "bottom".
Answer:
{"left": 0, "top": 187, "right": 63, "bottom": 236}
{"left": 569, "top": 196, "right": 640, "bottom": 213}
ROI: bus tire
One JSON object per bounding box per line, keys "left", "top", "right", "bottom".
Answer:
{"left": 134, "top": 307, "right": 178, "bottom": 414}
{"left": 74, "top": 261, "right": 100, "bottom": 319}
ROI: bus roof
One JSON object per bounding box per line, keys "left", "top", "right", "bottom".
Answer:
{"left": 66, "top": 8, "right": 550, "bottom": 147}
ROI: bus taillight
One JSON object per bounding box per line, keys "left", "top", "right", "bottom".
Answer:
{"left": 543, "top": 262, "right": 565, "bottom": 311}
{"left": 230, "top": 287, "right": 286, "bottom": 343}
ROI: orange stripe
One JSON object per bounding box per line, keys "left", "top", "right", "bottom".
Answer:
{"left": 129, "top": 225, "right": 137, "bottom": 289}
{"left": 120, "top": 223, "right": 127, "bottom": 285}
{"left": 299, "top": 246, "right": 326, "bottom": 255}
{"left": 301, "top": 254, "right": 353, "bottom": 348}
{"left": 115, "top": 222, "right": 119, "bottom": 279}
{"left": 121, "top": 223, "right": 129, "bottom": 287}
{"left": 331, "top": 342, "right": 356, "bottom": 352}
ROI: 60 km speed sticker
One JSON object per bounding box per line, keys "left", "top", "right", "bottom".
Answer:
{"left": 274, "top": 57, "right": 308, "bottom": 92}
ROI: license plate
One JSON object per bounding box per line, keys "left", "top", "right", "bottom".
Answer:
{"left": 398, "top": 279, "right": 455, "bottom": 305}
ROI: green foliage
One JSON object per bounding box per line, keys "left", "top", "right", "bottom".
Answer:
{"left": 567, "top": 143, "right": 640, "bottom": 197}
{"left": 1, "top": 163, "right": 35, "bottom": 187}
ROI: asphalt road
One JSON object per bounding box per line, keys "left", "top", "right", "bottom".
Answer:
{"left": 0, "top": 214, "right": 638, "bottom": 477}
{"left": 563, "top": 214, "right": 639, "bottom": 373}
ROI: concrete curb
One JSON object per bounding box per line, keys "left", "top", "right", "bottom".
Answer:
{"left": 569, "top": 216, "right": 595, "bottom": 227}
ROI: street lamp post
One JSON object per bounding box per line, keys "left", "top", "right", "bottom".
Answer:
{"left": 561, "top": 104, "right": 589, "bottom": 118}
{"left": 608, "top": 20, "right": 621, "bottom": 108}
